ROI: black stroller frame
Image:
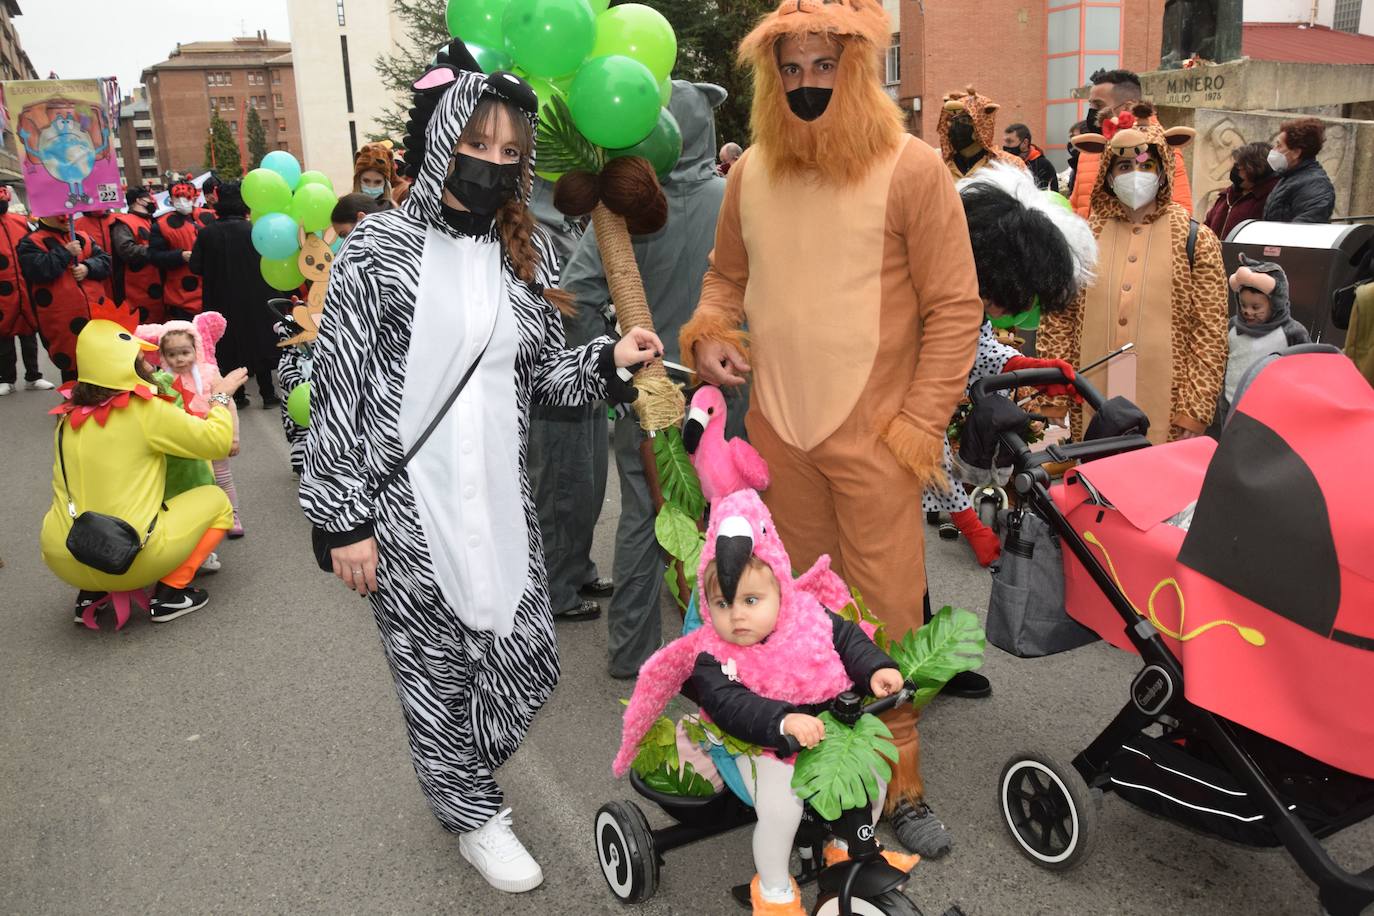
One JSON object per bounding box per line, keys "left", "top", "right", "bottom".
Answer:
{"left": 970, "top": 368, "right": 1374, "bottom": 916}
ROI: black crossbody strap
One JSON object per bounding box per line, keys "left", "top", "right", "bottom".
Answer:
{"left": 57, "top": 418, "right": 158, "bottom": 539}
{"left": 374, "top": 313, "right": 498, "bottom": 496}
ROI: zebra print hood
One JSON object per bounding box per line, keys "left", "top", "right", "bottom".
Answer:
{"left": 403, "top": 67, "right": 540, "bottom": 234}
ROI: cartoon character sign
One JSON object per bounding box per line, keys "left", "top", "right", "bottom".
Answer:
{"left": 1, "top": 79, "right": 120, "bottom": 217}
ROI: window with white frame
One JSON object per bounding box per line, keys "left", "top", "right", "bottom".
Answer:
{"left": 885, "top": 34, "right": 900, "bottom": 86}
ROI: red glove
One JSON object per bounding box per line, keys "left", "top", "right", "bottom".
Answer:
{"left": 1003, "top": 355, "right": 1081, "bottom": 400}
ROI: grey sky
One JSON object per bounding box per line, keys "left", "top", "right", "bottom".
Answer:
{"left": 13, "top": 0, "right": 293, "bottom": 97}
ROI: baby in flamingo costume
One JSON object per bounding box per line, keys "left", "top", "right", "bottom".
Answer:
{"left": 614, "top": 489, "right": 915, "bottom": 915}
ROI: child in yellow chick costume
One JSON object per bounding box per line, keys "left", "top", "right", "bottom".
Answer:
{"left": 40, "top": 302, "right": 242, "bottom": 628}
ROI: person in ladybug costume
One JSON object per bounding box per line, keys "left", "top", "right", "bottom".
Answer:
{"left": 18, "top": 212, "right": 112, "bottom": 381}
{"left": 76, "top": 207, "right": 117, "bottom": 300}
{"left": 0, "top": 184, "right": 53, "bottom": 395}
{"left": 109, "top": 187, "right": 165, "bottom": 322}
{"left": 148, "top": 177, "right": 215, "bottom": 319}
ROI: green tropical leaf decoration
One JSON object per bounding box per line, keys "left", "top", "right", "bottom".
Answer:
{"left": 655, "top": 503, "right": 704, "bottom": 564}
{"left": 791, "top": 712, "right": 895, "bottom": 822}
{"left": 837, "top": 588, "right": 889, "bottom": 653}
{"left": 630, "top": 714, "right": 680, "bottom": 778}
{"left": 663, "top": 558, "right": 691, "bottom": 611}
{"left": 534, "top": 94, "right": 606, "bottom": 177}
{"left": 653, "top": 426, "right": 706, "bottom": 521}
{"left": 641, "top": 761, "right": 717, "bottom": 797}
{"left": 886, "top": 606, "right": 986, "bottom": 708}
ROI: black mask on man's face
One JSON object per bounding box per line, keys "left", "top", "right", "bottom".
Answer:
{"left": 443, "top": 153, "right": 521, "bottom": 217}
{"left": 948, "top": 120, "right": 977, "bottom": 151}
{"left": 1003, "top": 144, "right": 1026, "bottom": 158}
{"left": 786, "top": 87, "right": 832, "bottom": 122}
{"left": 0, "top": 200, "right": 10, "bottom": 216}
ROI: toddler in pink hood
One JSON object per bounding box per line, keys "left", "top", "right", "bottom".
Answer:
{"left": 138, "top": 313, "right": 244, "bottom": 538}
{"left": 613, "top": 489, "right": 915, "bottom": 915}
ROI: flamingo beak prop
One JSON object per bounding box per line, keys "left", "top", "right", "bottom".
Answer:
{"left": 683, "top": 404, "right": 710, "bottom": 454}
{"left": 714, "top": 515, "right": 755, "bottom": 605}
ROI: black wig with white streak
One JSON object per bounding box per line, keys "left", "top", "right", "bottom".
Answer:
{"left": 956, "top": 162, "right": 1097, "bottom": 316}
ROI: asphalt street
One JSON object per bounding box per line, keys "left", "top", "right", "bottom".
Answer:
{"left": 1, "top": 372, "right": 1369, "bottom": 916}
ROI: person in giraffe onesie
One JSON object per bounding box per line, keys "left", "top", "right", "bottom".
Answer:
{"left": 1037, "top": 104, "right": 1229, "bottom": 443}
{"left": 938, "top": 85, "right": 1027, "bottom": 181}
{"left": 680, "top": 0, "right": 983, "bottom": 858}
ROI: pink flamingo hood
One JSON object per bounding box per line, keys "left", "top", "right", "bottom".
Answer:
{"left": 612, "top": 489, "right": 857, "bottom": 777}
{"left": 684, "top": 386, "right": 770, "bottom": 506}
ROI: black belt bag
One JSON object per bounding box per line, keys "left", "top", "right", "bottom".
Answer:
{"left": 58, "top": 421, "right": 157, "bottom": 575}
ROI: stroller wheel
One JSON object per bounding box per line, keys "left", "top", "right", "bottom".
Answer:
{"left": 999, "top": 750, "right": 1099, "bottom": 871}
{"left": 595, "top": 800, "right": 659, "bottom": 903}
{"left": 813, "top": 889, "right": 923, "bottom": 916}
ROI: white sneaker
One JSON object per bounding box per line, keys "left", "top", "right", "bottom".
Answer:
{"left": 25, "top": 378, "right": 54, "bottom": 390}
{"left": 457, "top": 808, "right": 544, "bottom": 893}
{"left": 200, "top": 551, "right": 222, "bottom": 573}
{"left": 0, "top": 382, "right": 12, "bottom": 396}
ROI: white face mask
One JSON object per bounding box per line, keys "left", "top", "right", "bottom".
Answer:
{"left": 172, "top": 198, "right": 194, "bottom": 215}
{"left": 1267, "top": 149, "right": 1289, "bottom": 173}
{"left": 1111, "top": 170, "right": 1160, "bottom": 210}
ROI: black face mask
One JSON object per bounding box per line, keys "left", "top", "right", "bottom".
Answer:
{"left": 1230, "top": 165, "right": 1243, "bottom": 186}
{"left": 0, "top": 200, "right": 9, "bottom": 216}
{"left": 443, "top": 153, "right": 521, "bottom": 217}
{"left": 1084, "top": 107, "right": 1100, "bottom": 131}
{"left": 786, "top": 87, "right": 832, "bottom": 122}
{"left": 948, "top": 121, "right": 977, "bottom": 151}
{"left": 1002, "top": 145, "right": 1025, "bottom": 158}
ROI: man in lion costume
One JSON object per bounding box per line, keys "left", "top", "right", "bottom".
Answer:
{"left": 680, "top": 0, "right": 983, "bottom": 858}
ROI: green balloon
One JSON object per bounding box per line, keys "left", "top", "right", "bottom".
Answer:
{"left": 502, "top": 0, "right": 595, "bottom": 78}
{"left": 446, "top": 0, "right": 508, "bottom": 47}
{"left": 658, "top": 76, "right": 672, "bottom": 106}
{"left": 261, "top": 254, "right": 305, "bottom": 292}
{"left": 608, "top": 107, "right": 682, "bottom": 180}
{"left": 568, "top": 55, "right": 660, "bottom": 149}
{"left": 297, "top": 170, "right": 334, "bottom": 193}
{"left": 590, "top": 4, "right": 676, "bottom": 83}
{"left": 468, "top": 41, "right": 514, "bottom": 73}
{"left": 585, "top": 0, "right": 609, "bottom": 13}
{"left": 242, "top": 168, "right": 292, "bottom": 215}
{"left": 520, "top": 71, "right": 566, "bottom": 118}
{"left": 291, "top": 183, "right": 337, "bottom": 234}
{"left": 287, "top": 382, "right": 311, "bottom": 427}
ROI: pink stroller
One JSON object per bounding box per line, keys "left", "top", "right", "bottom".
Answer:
{"left": 970, "top": 346, "right": 1374, "bottom": 916}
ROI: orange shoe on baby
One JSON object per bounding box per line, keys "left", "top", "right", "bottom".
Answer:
{"left": 750, "top": 875, "right": 805, "bottom": 915}
{"left": 822, "top": 841, "right": 920, "bottom": 873}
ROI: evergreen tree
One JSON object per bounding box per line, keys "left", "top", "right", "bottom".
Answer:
{"left": 246, "top": 106, "right": 268, "bottom": 170}
{"left": 203, "top": 111, "right": 242, "bottom": 176}
{"left": 374, "top": 0, "right": 447, "bottom": 142}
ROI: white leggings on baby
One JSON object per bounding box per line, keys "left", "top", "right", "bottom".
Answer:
{"left": 749, "top": 754, "right": 888, "bottom": 901}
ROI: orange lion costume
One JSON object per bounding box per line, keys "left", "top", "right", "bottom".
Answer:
{"left": 679, "top": 0, "right": 983, "bottom": 840}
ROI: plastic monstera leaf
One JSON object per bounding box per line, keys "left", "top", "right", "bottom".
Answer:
{"left": 790, "top": 712, "right": 895, "bottom": 822}
{"left": 653, "top": 426, "right": 705, "bottom": 520}
{"left": 641, "top": 761, "right": 716, "bottom": 797}
{"left": 629, "top": 714, "right": 679, "bottom": 777}
{"left": 887, "top": 606, "right": 987, "bottom": 708}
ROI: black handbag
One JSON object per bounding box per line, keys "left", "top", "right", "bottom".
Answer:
{"left": 310, "top": 324, "right": 496, "bottom": 572}
{"left": 58, "top": 421, "right": 157, "bottom": 576}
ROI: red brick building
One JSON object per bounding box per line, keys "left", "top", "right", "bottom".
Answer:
{"left": 899, "top": 0, "right": 1163, "bottom": 170}
{"left": 142, "top": 32, "right": 300, "bottom": 178}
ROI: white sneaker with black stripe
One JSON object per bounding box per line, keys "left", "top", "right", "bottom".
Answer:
{"left": 458, "top": 808, "right": 544, "bottom": 893}
{"left": 150, "top": 584, "right": 209, "bottom": 622}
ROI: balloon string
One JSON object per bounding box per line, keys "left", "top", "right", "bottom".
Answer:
{"left": 1082, "top": 531, "right": 1266, "bottom": 647}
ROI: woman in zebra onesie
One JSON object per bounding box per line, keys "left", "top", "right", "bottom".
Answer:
{"left": 299, "top": 47, "right": 661, "bottom": 893}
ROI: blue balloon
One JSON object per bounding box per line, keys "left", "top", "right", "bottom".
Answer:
{"left": 252, "top": 212, "right": 301, "bottom": 260}
{"left": 261, "top": 150, "right": 302, "bottom": 191}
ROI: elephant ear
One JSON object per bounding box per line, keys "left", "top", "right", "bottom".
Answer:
{"left": 193, "top": 311, "right": 227, "bottom": 366}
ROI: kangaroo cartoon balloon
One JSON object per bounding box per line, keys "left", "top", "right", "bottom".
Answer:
{"left": 18, "top": 99, "right": 110, "bottom": 209}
